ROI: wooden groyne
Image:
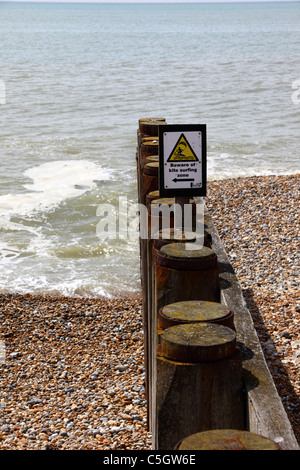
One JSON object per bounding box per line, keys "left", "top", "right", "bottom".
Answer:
{"left": 136, "top": 117, "right": 299, "bottom": 451}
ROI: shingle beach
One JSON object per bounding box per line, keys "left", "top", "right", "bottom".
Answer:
{"left": 0, "top": 174, "right": 299, "bottom": 450}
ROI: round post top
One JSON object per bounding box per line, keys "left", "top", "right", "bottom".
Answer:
{"left": 160, "top": 322, "right": 236, "bottom": 363}
{"left": 175, "top": 429, "right": 281, "bottom": 450}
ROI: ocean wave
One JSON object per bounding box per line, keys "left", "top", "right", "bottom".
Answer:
{"left": 0, "top": 160, "right": 111, "bottom": 218}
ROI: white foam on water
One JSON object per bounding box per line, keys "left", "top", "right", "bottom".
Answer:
{"left": 0, "top": 242, "right": 21, "bottom": 262}
{"left": 0, "top": 267, "right": 115, "bottom": 299}
{"left": 0, "top": 217, "right": 41, "bottom": 235}
{"left": 0, "top": 160, "right": 113, "bottom": 292}
{"left": 0, "top": 160, "right": 111, "bottom": 218}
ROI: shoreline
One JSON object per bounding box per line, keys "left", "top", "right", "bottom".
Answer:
{"left": 0, "top": 173, "right": 299, "bottom": 449}
{"left": 207, "top": 170, "right": 300, "bottom": 183}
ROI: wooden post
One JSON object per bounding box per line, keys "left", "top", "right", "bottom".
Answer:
{"left": 137, "top": 118, "right": 165, "bottom": 430}
{"left": 155, "top": 322, "right": 245, "bottom": 450}
{"left": 142, "top": 162, "right": 159, "bottom": 206}
{"left": 153, "top": 227, "right": 211, "bottom": 251}
{"left": 149, "top": 197, "right": 198, "bottom": 236}
{"left": 147, "top": 227, "right": 198, "bottom": 433}
{"left": 138, "top": 117, "right": 166, "bottom": 137}
{"left": 145, "top": 190, "right": 160, "bottom": 209}
{"left": 140, "top": 162, "right": 159, "bottom": 427}
{"left": 158, "top": 300, "right": 235, "bottom": 331}
{"left": 155, "top": 242, "right": 221, "bottom": 317}
{"left": 137, "top": 116, "right": 164, "bottom": 206}
{"left": 145, "top": 155, "right": 159, "bottom": 164}
{"left": 174, "top": 429, "right": 282, "bottom": 450}
{"left": 151, "top": 238, "right": 220, "bottom": 435}
{"left": 151, "top": 227, "right": 200, "bottom": 347}
{"left": 148, "top": 198, "right": 199, "bottom": 383}
{"left": 139, "top": 139, "right": 159, "bottom": 202}
{"left": 140, "top": 138, "right": 159, "bottom": 159}
{"left": 138, "top": 140, "right": 159, "bottom": 205}
{"left": 146, "top": 195, "right": 198, "bottom": 431}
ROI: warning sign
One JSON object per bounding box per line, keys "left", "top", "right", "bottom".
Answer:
{"left": 167, "top": 133, "right": 199, "bottom": 162}
{"left": 159, "top": 124, "right": 206, "bottom": 197}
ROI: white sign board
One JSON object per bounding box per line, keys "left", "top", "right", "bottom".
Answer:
{"left": 159, "top": 124, "right": 206, "bottom": 197}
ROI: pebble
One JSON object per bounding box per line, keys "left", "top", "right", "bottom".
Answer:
{"left": 206, "top": 174, "right": 300, "bottom": 445}
{"left": 0, "top": 294, "right": 151, "bottom": 450}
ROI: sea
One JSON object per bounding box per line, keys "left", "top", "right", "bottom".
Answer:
{"left": 0, "top": 1, "right": 299, "bottom": 298}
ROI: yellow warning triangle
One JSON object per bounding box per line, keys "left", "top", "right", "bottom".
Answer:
{"left": 167, "top": 133, "right": 199, "bottom": 162}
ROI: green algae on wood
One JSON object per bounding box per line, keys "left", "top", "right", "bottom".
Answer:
{"left": 159, "top": 300, "right": 234, "bottom": 330}
{"left": 160, "top": 323, "right": 236, "bottom": 363}
{"left": 175, "top": 429, "right": 281, "bottom": 450}
{"left": 156, "top": 242, "right": 218, "bottom": 272}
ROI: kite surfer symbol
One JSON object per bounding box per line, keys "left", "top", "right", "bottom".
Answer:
{"left": 163, "top": 131, "right": 202, "bottom": 189}
{"left": 167, "top": 133, "right": 199, "bottom": 162}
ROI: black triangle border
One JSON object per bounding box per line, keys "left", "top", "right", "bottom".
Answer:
{"left": 167, "top": 133, "right": 199, "bottom": 162}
